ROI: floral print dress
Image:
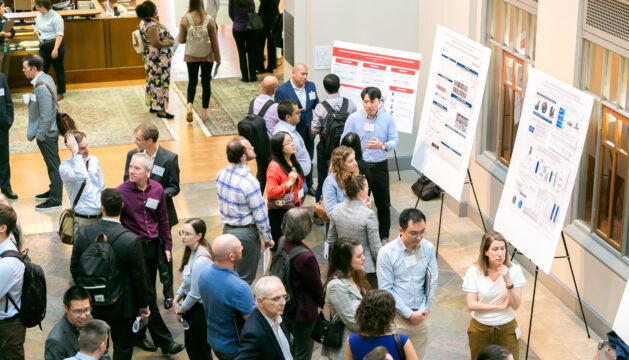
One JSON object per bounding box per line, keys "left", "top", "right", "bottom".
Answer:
{"left": 140, "top": 20, "right": 173, "bottom": 111}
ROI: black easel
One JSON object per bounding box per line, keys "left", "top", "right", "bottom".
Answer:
{"left": 512, "top": 232, "right": 591, "bottom": 359}
{"left": 393, "top": 150, "right": 401, "bottom": 181}
{"left": 414, "top": 169, "right": 486, "bottom": 258}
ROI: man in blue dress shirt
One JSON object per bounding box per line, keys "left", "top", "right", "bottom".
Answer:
{"left": 341, "top": 86, "right": 398, "bottom": 241}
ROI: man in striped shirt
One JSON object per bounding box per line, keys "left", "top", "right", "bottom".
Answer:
{"left": 216, "top": 136, "right": 274, "bottom": 284}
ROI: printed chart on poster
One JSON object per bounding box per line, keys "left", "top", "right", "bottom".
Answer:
{"left": 410, "top": 25, "right": 491, "bottom": 200}
{"left": 613, "top": 281, "right": 629, "bottom": 345}
{"left": 330, "top": 41, "right": 421, "bottom": 133}
{"left": 494, "top": 68, "right": 593, "bottom": 274}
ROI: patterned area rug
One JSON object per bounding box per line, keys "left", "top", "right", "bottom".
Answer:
{"left": 174, "top": 76, "right": 283, "bottom": 136}
{"left": 9, "top": 85, "right": 172, "bottom": 154}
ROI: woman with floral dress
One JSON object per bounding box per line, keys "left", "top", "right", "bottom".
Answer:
{"left": 136, "top": 0, "right": 175, "bottom": 119}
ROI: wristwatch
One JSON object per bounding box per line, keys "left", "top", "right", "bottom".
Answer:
{"left": 381, "top": 143, "right": 386, "bottom": 151}
{"left": 506, "top": 283, "right": 514, "bottom": 290}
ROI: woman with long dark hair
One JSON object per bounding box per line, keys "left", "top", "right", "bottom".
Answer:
{"left": 179, "top": 0, "right": 221, "bottom": 122}
{"left": 172, "top": 218, "right": 213, "bottom": 359}
{"left": 228, "top": 0, "right": 257, "bottom": 82}
{"left": 322, "top": 237, "right": 369, "bottom": 359}
{"left": 266, "top": 131, "right": 304, "bottom": 251}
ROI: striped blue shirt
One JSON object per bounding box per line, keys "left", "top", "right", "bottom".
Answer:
{"left": 216, "top": 164, "right": 272, "bottom": 242}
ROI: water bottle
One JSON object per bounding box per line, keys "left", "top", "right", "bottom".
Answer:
{"left": 132, "top": 316, "right": 149, "bottom": 333}
{"left": 157, "top": 255, "right": 169, "bottom": 284}
{"left": 180, "top": 317, "right": 190, "bottom": 331}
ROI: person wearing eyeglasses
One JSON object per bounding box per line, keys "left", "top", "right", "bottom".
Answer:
{"left": 44, "top": 286, "right": 109, "bottom": 360}
{"left": 376, "top": 208, "right": 438, "bottom": 360}
{"left": 172, "top": 218, "right": 214, "bottom": 360}
{"left": 236, "top": 276, "right": 294, "bottom": 359}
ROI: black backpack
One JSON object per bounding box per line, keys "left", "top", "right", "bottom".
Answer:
{"left": 323, "top": 98, "right": 350, "bottom": 160}
{"left": 238, "top": 100, "right": 274, "bottom": 162}
{"left": 75, "top": 232, "right": 126, "bottom": 306}
{"left": 1, "top": 249, "right": 47, "bottom": 329}
{"left": 269, "top": 237, "right": 309, "bottom": 313}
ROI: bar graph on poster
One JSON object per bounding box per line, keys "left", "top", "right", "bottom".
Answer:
{"left": 494, "top": 68, "right": 593, "bottom": 274}
{"left": 330, "top": 41, "right": 421, "bottom": 134}
{"left": 410, "top": 25, "right": 491, "bottom": 200}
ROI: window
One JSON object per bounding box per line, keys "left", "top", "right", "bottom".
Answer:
{"left": 579, "top": 39, "right": 629, "bottom": 253}
{"left": 484, "top": 0, "right": 537, "bottom": 166}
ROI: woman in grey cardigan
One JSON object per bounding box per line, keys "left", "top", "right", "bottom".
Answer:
{"left": 172, "top": 218, "right": 213, "bottom": 360}
{"left": 328, "top": 174, "right": 381, "bottom": 288}
{"left": 322, "top": 237, "right": 370, "bottom": 360}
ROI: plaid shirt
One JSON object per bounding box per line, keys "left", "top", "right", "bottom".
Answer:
{"left": 216, "top": 164, "right": 272, "bottom": 242}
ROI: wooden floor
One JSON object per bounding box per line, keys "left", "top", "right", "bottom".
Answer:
{"left": 10, "top": 0, "right": 276, "bottom": 198}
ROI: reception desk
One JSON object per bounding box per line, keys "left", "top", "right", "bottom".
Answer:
{"left": 4, "top": 0, "right": 145, "bottom": 88}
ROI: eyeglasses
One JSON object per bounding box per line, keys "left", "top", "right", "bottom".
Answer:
{"left": 179, "top": 231, "right": 196, "bottom": 238}
{"left": 70, "top": 306, "right": 92, "bottom": 317}
{"left": 263, "top": 294, "right": 290, "bottom": 303}
{"left": 406, "top": 229, "right": 426, "bottom": 239}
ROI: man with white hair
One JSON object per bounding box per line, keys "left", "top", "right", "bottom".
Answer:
{"left": 199, "top": 234, "right": 255, "bottom": 360}
{"left": 236, "top": 276, "right": 294, "bottom": 359}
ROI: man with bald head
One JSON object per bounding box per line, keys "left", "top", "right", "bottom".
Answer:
{"left": 275, "top": 63, "right": 319, "bottom": 195}
{"left": 199, "top": 234, "right": 255, "bottom": 360}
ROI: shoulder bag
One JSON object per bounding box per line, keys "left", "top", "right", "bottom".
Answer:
{"left": 35, "top": 81, "right": 76, "bottom": 137}
{"left": 58, "top": 160, "right": 89, "bottom": 245}
{"left": 247, "top": 11, "right": 264, "bottom": 31}
{"left": 310, "top": 312, "right": 344, "bottom": 348}
{"left": 314, "top": 196, "right": 329, "bottom": 222}
{"left": 394, "top": 333, "right": 407, "bottom": 360}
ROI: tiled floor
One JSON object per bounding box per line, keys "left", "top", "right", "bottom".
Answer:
{"left": 18, "top": 170, "right": 600, "bottom": 359}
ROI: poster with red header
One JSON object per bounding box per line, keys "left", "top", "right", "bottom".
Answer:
{"left": 330, "top": 41, "right": 422, "bottom": 134}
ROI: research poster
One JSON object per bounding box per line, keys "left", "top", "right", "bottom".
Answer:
{"left": 330, "top": 41, "right": 421, "bottom": 134}
{"left": 410, "top": 25, "right": 491, "bottom": 200}
{"left": 613, "top": 281, "right": 629, "bottom": 345}
{"left": 494, "top": 68, "right": 594, "bottom": 274}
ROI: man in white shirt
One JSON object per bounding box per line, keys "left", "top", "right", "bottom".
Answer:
{"left": 205, "top": 0, "right": 221, "bottom": 19}
{"left": 59, "top": 131, "right": 105, "bottom": 242}
{"left": 236, "top": 276, "right": 293, "bottom": 359}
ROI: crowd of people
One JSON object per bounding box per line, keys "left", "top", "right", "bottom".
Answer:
{"left": 0, "top": 0, "right": 528, "bottom": 359}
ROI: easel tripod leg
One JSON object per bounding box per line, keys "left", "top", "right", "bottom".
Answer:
{"left": 561, "top": 232, "right": 591, "bottom": 338}
{"left": 436, "top": 191, "right": 444, "bottom": 259}
{"left": 525, "top": 266, "right": 539, "bottom": 360}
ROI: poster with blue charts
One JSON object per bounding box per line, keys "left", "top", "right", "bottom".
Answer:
{"left": 494, "top": 68, "right": 593, "bottom": 274}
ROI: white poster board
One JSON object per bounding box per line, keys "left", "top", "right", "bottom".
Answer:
{"left": 613, "top": 281, "right": 629, "bottom": 345}
{"left": 410, "top": 25, "right": 491, "bottom": 200}
{"left": 331, "top": 41, "right": 422, "bottom": 134}
{"left": 494, "top": 68, "right": 593, "bottom": 274}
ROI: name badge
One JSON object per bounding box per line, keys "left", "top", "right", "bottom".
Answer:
{"left": 515, "top": 326, "right": 522, "bottom": 339}
{"left": 152, "top": 165, "right": 165, "bottom": 177}
{"left": 364, "top": 123, "right": 375, "bottom": 132}
{"left": 298, "top": 188, "right": 304, "bottom": 199}
{"left": 404, "top": 254, "right": 417, "bottom": 268}
{"left": 30, "top": 93, "right": 37, "bottom": 102}
{"left": 145, "top": 197, "right": 159, "bottom": 209}
{"left": 183, "top": 265, "right": 191, "bottom": 276}
{"left": 308, "top": 91, "right": 316, "bottom": 100}
{"left": 0, "top": 88, "right": 5, "bottom": 96}
{"left": 22, "top": 94, "right": 30, "bottom": 104}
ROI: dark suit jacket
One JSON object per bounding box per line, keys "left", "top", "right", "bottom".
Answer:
{"left": 236, "top": 309, "right": 293, "bottom": 360}
{"left": 70, "top": 219, "right": 149, "bottom": 319}
{"left": 123, "top": 145, "right": 180, "bottom": 226}
{"left": 0, "top": 72, "right": 13, "bottom": 166}
{"left": 275, "top": 80, "right": 319, "bottom": 139}
{"left": 44, "top": 316, "right": 109, "bottom": 360}
{"left": 258, "top": 0, "right": 279, "bottom": 30}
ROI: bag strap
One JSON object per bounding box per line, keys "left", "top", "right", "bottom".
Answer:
{"left": 393, "top": 334, "right": 407, "bottom": 360}
{"left": 340, "top": 97, "right": 349, "bottom": 112}
{"left": 72, "top": 159, "right": 89, "bottom": 210}
{"left": 258, "top": 100, "right": 275, "bottom": 117}
{"left": 201, "top": 14, "right": 211, "bottom": 27}
{"left": 248, "top": 99, "right": 255, "bottom": 115}
{"left": 321, "top": 100, "right": 334, "bottom": 115}
{"left": 1, "top": 250, "right": 24, "bottom": 313}
{"left": 287, "top": 245, "right": 309, "bottom": 259}
{"left": 34, "top": 81, "right": 60, "bottom": 109}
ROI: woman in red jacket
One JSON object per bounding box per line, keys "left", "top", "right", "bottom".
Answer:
{"left": 266, "top": 131, "right": 304, "bottom": 251}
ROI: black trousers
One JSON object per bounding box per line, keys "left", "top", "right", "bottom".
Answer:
{"left": 103, "top": 318, "right": 135, "bottom": 360}
{"left": 284, "top": 317, "right": 315, "bottom": 360}
{"left": 268, "top": 208, "right": 289, "bottom": 252}
{"left": 161, "top": 252, "right": 174, "bottom": 300}
{"left": 183, "top": 302, "right": 213, "bottom": 360}
{"left": 296, "top": 120, "right": 314, "bottom": 187}
{"left": 39, "top": 39, "right": 66, "bottom": 94}
{"left": 368, "top": 160, "right": 391, "bottom": 239}
{"left": 0, "top": 129, "right": 10, "bottom": 191}
{"left": 256, "top": 156, "right": 269, "bottom": 195}
{"left": 186, "top": 61, "right": 213, "bottom": 109}
{"left": 0, "top": 316, "right": 25, "bottom": 360}
{"left": 36, "top": 137, "right": 62, "bottom": 203}
{"left": 314, "top": 140, "right": 327, "bottom": 202}
{"left": 255, "top": 28, "right": 275, "bottom": 72}
{"left": 232, "top": 29, "right": 257, "bottom": 81}
{"left": 136, "top": 239, "right": 174, "bottom": 348}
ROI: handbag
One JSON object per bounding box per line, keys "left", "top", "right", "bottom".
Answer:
{"left": 267, "top": 191, "right": 296, "bottom": 210}
{"left": 314, "top": 197, "right": 329, "bottom": 222}
{"left": 58, "top": 163, "right": 88, "bottom": 245}
{"left": 247, "top": 11, "right": 265, "bottom": 31}
{"left": 310, "top": 312, "right": 344, "bottom": 348}
{"left": 35, "top": 81, "right": 76, "bottom": 137}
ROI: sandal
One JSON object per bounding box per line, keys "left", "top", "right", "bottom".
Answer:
{"left": 186, "top": 111, "right": 193, "bottom": 123}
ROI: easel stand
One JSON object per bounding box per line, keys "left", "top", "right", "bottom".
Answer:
{"left": 512, "top": 232, "right": 591, "bottom": 359}
{"left": 393, "top": 150, "right": 401, "bottom": 181}
{"left": 415, "top": 169, "right": 487, "bottom": 258}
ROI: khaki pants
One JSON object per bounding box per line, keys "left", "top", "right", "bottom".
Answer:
{"left": 467, "top": 317, "right": 519, "bottom": 359}
{"left": 394, "top": 313, "right": 430, "bottom": 360}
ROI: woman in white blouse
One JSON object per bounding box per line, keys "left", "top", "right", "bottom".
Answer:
{"left": 34, "top": 0, "right": 66, "bottom": 99}
{"left": 173, "top": 218, "right": 213, "bottom": 360}
{"left": 462, "top": 231, "right": 525, "bottom": 359}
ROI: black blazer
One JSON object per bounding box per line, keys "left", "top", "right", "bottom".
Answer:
{"left": 70, "top": 219, "right": 149, "bottom": 319}
{"left": 44, "top": 316, "right": 109, "bottom": 360}
{"left": 123, "top": 145, "right": 180, "bottom": 227}
{"left": 236, "top": 309, "right": 294, "bottom": 360}
{"left": 0, "top": 72, "right": 13, "bottom": 164}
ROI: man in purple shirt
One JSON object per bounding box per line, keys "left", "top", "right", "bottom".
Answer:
{"left": 116, "top": 152, "right": 183, "bottom": 355}
{"left": 254, "top": 76, "right": 280, "bottom": 138}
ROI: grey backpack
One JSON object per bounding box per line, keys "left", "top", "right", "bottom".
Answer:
{"left": 185, "top": 13, "right": 212, "bottom": 58}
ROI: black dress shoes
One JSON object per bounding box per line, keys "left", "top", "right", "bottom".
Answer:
{"left": 1, "top": 188, "right": 17, "bottom": 200}
{"left": 163, "top": 298, "right": 173, "bottom": 309}
{"left": 307, "top": 187, "right": 316, "bottom": 197}
{"left": 134, "top": 338, "right": 157, "bottom": 352}
{"left": 161, "top": 342, "right": 185, "bottom": 355}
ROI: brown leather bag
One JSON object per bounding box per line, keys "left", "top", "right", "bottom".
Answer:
{"left": 314, "top": 197, "right": 330, "bottom": 222}
{"left": 35, "top": 81, "right": 76, "bottom": 136}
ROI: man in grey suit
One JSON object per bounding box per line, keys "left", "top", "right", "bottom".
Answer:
{"left": 45, "top": 286, "right": 109, "bottom": 360}
{"left": 22, "top": 54, "right": 62, "bottom": 211}
{"left": 0, "top": 72, "right": 15, "bottom": 200}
